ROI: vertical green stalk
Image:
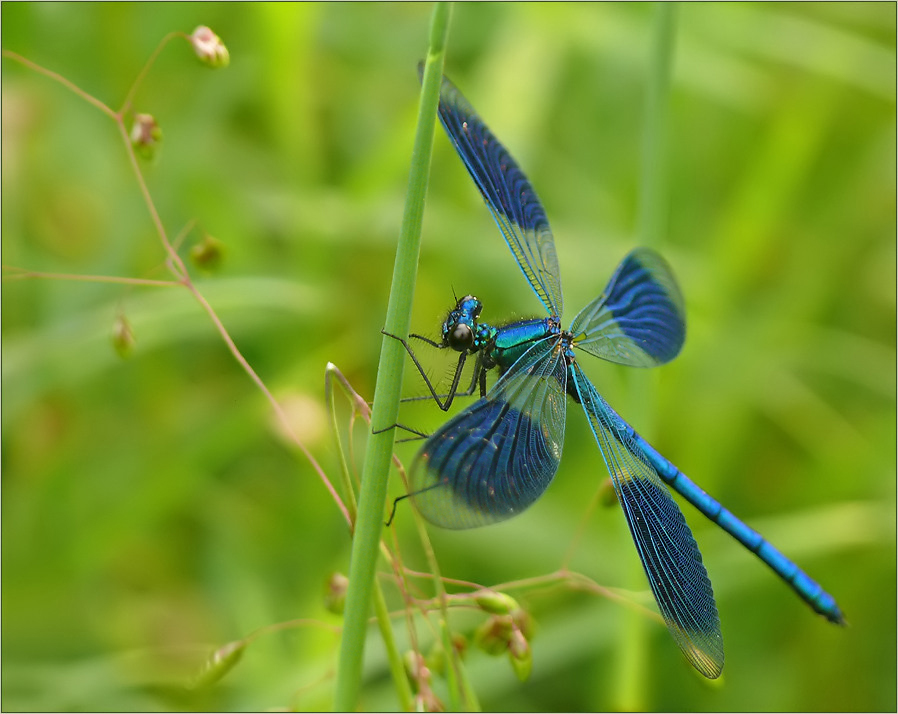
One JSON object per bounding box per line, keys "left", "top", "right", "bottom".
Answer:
{"left": 637, "top": 2, "right": 677, "bottom": 248}
{"left": 613, "top": 3, "right": 677, "bottom": 711}
{"left": 333, "top": 4, "right": 451, "bottom": 711}
{"left": 325, "top": 364, "right": 414, "bottom": 710}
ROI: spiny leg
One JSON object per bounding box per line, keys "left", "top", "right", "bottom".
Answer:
{"left": 382, "top": 329, "right": 482, "bottom": 410}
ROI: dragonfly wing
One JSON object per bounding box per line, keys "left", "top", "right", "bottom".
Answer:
{"left": 570, "top": 248, "right": 685, "bottom": 367}
{"left": 429, "top": 70, "right": 563, "bottom": 317}
{"left": 570, "top": 363, "right": 724, "bottom": 679}
{"left": 410, "top": 336, "right": 567, "bottom": 529}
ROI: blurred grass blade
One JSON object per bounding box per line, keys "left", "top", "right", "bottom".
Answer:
{"left": 616, "top": 3, "right": 678, "bottom": 710}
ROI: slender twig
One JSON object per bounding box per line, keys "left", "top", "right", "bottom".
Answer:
{"left": 115, "top": 121, "right": 182, "bottom": 259}
{"left": 117, "top": 66, "right": 353, "bottom": 525}
{"left": 2, "top": 49, "right": 119, "bottom": 120}
{"left": 2, "top": 268, "right": 179, "bottom": 287}
{"left": 170, "top": 219, "right": 198, "bottom": 252}
{"left": 182, "top": 278, "right": 351, "bottom": 525}
{"left": 3, "top": 35, "right": 352, "bottom": 528}
{"left": 119, "top": 31, "right": 185, "bottom": 116}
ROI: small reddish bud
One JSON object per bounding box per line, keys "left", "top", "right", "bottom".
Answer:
{"left": 508, "top": 628, "right": 533, "bottom": 682}
{"left": 190, "top": 26, "right": 229, "bottom": 68}
{"left": 323, "top": 572, "right": 348, "bottom": 615}
{"left": 112, "top": 313, "right": 136, "bottom": 358}
{"left": 451, "top": 632, "right": 468, "bottom": 659}
{"left": 130, "top": 113, "right": 162, "bottom": 160}
{"left": 474, "top": 614, "right": 513, "bottom": 656}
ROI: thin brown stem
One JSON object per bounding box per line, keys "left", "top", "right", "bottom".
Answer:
{"left": 6, "top": 46, "right": 351, "bottom": 529}
{"left": 182, "top": 279, "right": 352, "bottom": 526}
{"left": 2, "top": 267, "right": 180, "bottom": 287}
{"left": 116, "top": 120, "right": 182, "bottom": 262}
{"left": 119, "top": 31, "right": 186, "bottom": 116}
{"left": 2, "top": 50, "right": 119, "bottom": 121}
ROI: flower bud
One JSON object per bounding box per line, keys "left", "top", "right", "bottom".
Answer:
{"left": 474, "top": 614, "right": 513, "bottom": 656}
{"left": 507, "top": 628, "right": 532, "bottom": 682}
{"left": 474, "top": 589, "right": 519, "bottom": 615}
{"left": 190, "top": 234, "right": 225, "bottom": 273}
{"left": 451, "top": 632, "right": 468, "bottom": 659}
{"left": 190, "top": 26, "right": 230, "bottom": 68}
{"left": 112, "top": 313, "right": 136, "bottom": 359}
{"left": 403, "top": 650, "right": 433, "bottom": 695}
{"left": 402, "top": 650, "right": 420, "bottom": 691}
{"left": 130, "top": 113, "right": 162, "bottom": 160}
{"left": 323, "top": 572, "right": 348, "bottom": 615}
{"left": 192, "top": 640, "right": 246, "bottom": 688}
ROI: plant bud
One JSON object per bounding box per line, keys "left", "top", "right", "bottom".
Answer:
{"left": 112, "top": 313, "right": 135, "bottom": 359}
{"left": 507, "top": 628, "right": 532, "bottom": 682}
{"left": 451, "top": 632, "right": 468, "bottom": 659}
{"left": 130, "top": 113, "right": 162, "bottom": 160}
{"left": 474, "top": 589, "right": 519, "bottom": 615}
{"left": 190, "top": 26, "right": 229, "bottom": 68}
{"left": 323, "top": 572, "right": 348, "bottom": 615}
{"left": 192, "top": 640, "right": 245, "bottom": 688}
{"left": 474, "top": 614, "right": 513, "bottom": 656}
{"left": 190, "top": 234, "right": 225, "bottom": 272}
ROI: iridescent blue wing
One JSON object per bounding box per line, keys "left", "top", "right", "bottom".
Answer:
{"left": 569, "top": 248, "right": 685, "bottom": 367}
{"left": 409, "top": 336, "right": 567, "bottom": 529}
{"left": 430, "top": 71, "right": 564, "bottom": 318}
{"left": 569, "top": 363, "right": 724, "bottom": 679}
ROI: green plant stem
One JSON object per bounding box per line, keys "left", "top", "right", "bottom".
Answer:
{"left": 325, "top": 363, "right": 413, "bottom": 709}
{"left": 614, "top": 3, "right": 677, "bottom": 711}
{"left": 637, "top": 2, "right": 677, "bottom": 248}
{"left": 412, "top": 502, "right": 480, "bottom": 711}
{"left": 372, "top": 581, "right": 416, "bottom": 711}
{"left": 333, "top": 3, "right": 451, "bottom": 710}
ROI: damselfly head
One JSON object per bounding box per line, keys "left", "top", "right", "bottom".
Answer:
{"left": 441, "top": 295, "right": 483, "bottom": 352}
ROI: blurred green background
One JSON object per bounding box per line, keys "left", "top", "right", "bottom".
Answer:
{"left": 2, "top": 2, "right": 895, "bottom": 711}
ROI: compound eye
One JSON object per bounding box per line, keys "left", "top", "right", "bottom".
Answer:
{"left": 447, "top": 324, "right": 474, "bottom": 352}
